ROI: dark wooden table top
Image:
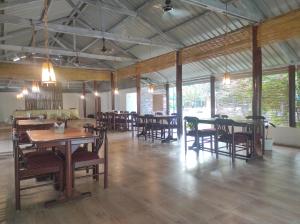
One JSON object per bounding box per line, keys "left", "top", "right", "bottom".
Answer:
{"left": 27, "top": 128, "right": 95, "bottom": 143}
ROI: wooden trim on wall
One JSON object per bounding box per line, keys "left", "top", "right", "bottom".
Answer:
{"left": 116, "top": 10, "right": 300, "bottom": 78}
{"left": 0, "top": 62, "right": 111, "bottom": 81}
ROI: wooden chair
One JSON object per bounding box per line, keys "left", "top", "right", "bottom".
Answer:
{"left": 72, "top": 126, "right": 108, "bottom": 188}
{"left": 214, "top": 118, "right": 251, "bottom": 159}
{"left": 14, "top": 140, "right": 64, "bottom": 210}
{"left": 184, "top": 116, "right": 215, "bottom": 155}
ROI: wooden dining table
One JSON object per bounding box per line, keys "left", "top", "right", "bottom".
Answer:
{"left": 16, "top": 119, "right": 56, "bottom": 131}
{"left": 26, "top": 128, "right": 97, "bottom": 206}
{"left": 137, "top": 115, "right": 178, "bottom": 143}
{"left": 196, "top": 118, "right": 265, "bottom": 158}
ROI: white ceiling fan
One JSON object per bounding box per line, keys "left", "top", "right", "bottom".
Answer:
{"left": 153, "top": 0, "right": 190, "bottom": 20}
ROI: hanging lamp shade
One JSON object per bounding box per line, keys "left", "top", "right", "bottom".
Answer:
{"left": 32, "top": 81, "right": 40, "bottom": 93}
{"left": 114, "top": 88, "right": 119, "bottom": 95}
{"left": 42, "top": 61, "right": 56, "bottom": 84}
{"left": 223, "top": 71, "right": 231, "bottom": 85}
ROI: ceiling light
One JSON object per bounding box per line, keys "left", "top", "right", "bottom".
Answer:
{"left": 41, "top": 0, "right": 56, "bottom": 85}
{"left": 22, "top": 88, "right": 28, "bottom": 95}
{"left": 32, "top": 81, "right": 40, "bottom": 93}
{"left": 16, "top": 93, "right": 23, "bottom": 99}
{"left": 13, "top": 57, "right": 20, "bottom": 62}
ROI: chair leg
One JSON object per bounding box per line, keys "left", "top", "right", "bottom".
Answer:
{"left": 95, "top": 165, "right": 99, "bottom": 182}
{"left": 15, "top": 178, "right": 21, "bottom": 210}
{"left": 92, "top": 165, "right": 96, "bottom": 180}
{"left": 59, "top": 168, "right": 64, "bottom": 192}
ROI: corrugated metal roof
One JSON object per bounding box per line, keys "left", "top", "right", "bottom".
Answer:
{"left": 0, "top": 0, "right": 299, "bottom": 91}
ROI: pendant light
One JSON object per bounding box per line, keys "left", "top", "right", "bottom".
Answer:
{"left": 22, "top": 87, "right": 29, "bottom": 95}
{"left": 32, "top": 81, "right": 40, "bottom": 93}
{"left": 114, "top": 73, "right": 119, "bottom": 95}
{"left": 148, "top": 84, "right": 154, "bottom": 94}
{"left": 41, "top": 0, "right": 56, "bottom": 85}
{"left": 222, "top": 3, "right": 230, "bottom": 85}
{"left": 16, "top": 93, "right": 23, "bottom": 99}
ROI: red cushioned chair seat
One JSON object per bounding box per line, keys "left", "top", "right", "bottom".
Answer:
{"left": 20, "top": 152, "right": 63, "bottom": 179}
{"left": 73, "top": 151, "right": 99, "bottom": 162}
{"left": 72, "top": 151, "right": 103, "bottom": 168}
{"left": 26, "top": 153, "right": 63, "bottom": 169}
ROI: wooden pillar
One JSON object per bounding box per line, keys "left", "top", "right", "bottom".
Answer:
{"left": 165, "top": 83, "right": 170, "bottom": 115}
{"left": 111, "top": 72, "right": 115, "bottom": 111}
{"left": 82, "top": 82, "right": 86, "bottom": 118}
{"left": 176, "top": 51, "right": 183, "bottom": 137}
{"left": 289, "top": 65, "right": 296, "bottom": 127}
{"left": 136, "top": 72, "right": 141, "bottom": 114}
{"left": 94, "top": 81, "right": 101, "bottom": 114}
{"left": 252, "top": 25, "right": 262, "bottom": 116}
{"left": 210, "top": 76, "right": 215, "bottom": 117}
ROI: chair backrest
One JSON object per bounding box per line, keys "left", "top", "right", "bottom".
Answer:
{"left": 184, "top": 116, "right": 199, "bottom": 131}
{"left": 214, "top": 118, "right": 234, "bottom": 135}
{"left": 246, "top": 115, "right": 265, "bottom": 120}
{"left": 86, "top": 126, "right": 107, "bottom": 153}
{"left": 155, "top": 112, "right": 163, "bottom": 116}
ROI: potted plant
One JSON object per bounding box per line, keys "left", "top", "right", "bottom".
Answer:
{"left": 264, "top": 120, "right": 276, "bottom": 150}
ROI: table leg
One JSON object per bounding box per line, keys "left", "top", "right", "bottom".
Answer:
{"left": 65, "top": 140, "right": 72, "bottom": 198}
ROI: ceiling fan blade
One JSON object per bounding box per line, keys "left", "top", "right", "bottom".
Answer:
{"left": 168, "top": 9, "right": 190, "bottom": 18}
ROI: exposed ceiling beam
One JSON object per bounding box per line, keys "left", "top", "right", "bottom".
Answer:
{"left": 0, "top": 44, "right": 137, "bottom": 62}
{"left": 0, "top": 0, "right": 39, "bottom": 10}
{"left": 0, "top": 60, "right": 113, "bottom": 71}
{"left": 80, "top": 0, "right": 137, "bottom": 17}
{"left": 180, "top": 0, "right": 262, "bottom": 22}
{"left": 112, "top": 0, "right": 183, "bottom": 48}
{"left": 248, "top": 0, "right": 299, "bottom": 64}
{"left": 0, "top": 0, "right": 137, "bottom": 17}
{"left": 0, "top": 62, "right": 112, "bottom": 81}
{"left": 0, "top": 14, "right": 180, "bottom": 48}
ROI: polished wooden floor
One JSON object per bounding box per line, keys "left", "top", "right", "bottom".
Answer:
{"left": 0, "top": 131, "right": 300, "bottom": 224}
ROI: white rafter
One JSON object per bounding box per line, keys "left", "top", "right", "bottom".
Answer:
{"left": 0, "top": 0, "right": 137, "bottom": 17}
{"left": 0, "top": 14, "right": 181, "bottom": 49}
{"left": 0, "top": 44, "right": 137, "bottom": 62}
{"left": 180, "top": 0, "right": 262, "bottom": 22}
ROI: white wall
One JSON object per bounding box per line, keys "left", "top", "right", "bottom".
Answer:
{"left": 62, "top": 93, "right": 83, "bottom": 117}
{"left": 0, "top": 92, "right": 25, "bottom": 122}
{"left": 115, "top": 88, "right": 136, "bottom": 112}
{"left": 269, "top": 127, "right": 300, "bottom": 147}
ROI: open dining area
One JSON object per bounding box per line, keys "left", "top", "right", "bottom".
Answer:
{"left": 0, "top": 0, "right": 300, "bottom": 223}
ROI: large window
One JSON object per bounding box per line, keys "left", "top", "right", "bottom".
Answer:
{"left": 182, "top": 83, "right": 211, "bottom": 118}
{"left": 262, "top": 73, "right": 289, "bottom": 127}
{"left": 216, "top": 77, "right": 252, "bottom": 120}
{"left": 169, "top": 86, "right": 176, "bottom": 114}
{"left": 126, "top": 92, "right": 137, "bottom": 112}
{"left": 296, "top": 68, "right": 300, "bottom": 127}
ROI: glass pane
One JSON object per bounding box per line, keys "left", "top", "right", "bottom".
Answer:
{"left": 262, "top": 73, "right": 289, "bottom": 127}
{"left": 126, "top": 92, "right": 137, "bottom": 112}
{"left": 215, "top": 77, "right": 252, "bottom": 120}
{"left": 182, "top": 83, "right": 211, "bottom": 118}
{"left": 169, "top": 87, "right": 177, "bottom": 114}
